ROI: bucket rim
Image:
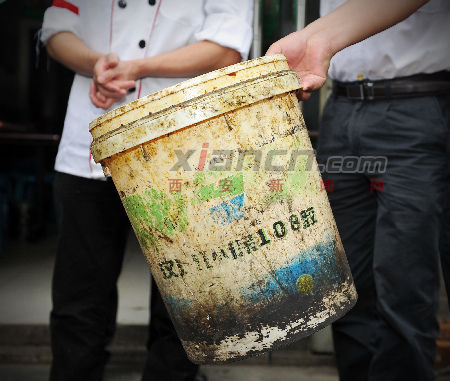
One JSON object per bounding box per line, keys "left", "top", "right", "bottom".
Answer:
{"left": 89, "top": 54, "right": 288, "bottom": 131}
{"left": 90, "top": 69, "right": 301, "bottom": 163}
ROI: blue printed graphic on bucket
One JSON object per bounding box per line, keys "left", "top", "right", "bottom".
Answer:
{"left": 165, "top": 294, "right": 192, "bottom": 316}
{"left": 241, "top": 232, "right": 341, "bottom": 303}
{"left": 210, "top": 193, "right": 245, "bottom": 225}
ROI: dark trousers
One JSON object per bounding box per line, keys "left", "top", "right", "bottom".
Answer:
{"left": 50, "top": 172, "right": 198, "bottom": 381}
{"left": 439, "top": 104, "right": 450, "bottom": 305}
{"left": 317, "top": 94, "right": 449, "bottom": 381}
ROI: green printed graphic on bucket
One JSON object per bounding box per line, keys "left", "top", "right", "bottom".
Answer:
{"left": 90, "top": 55, "right": 357, "bottom": 364}
{"left": 122, "top": 189, "right": 188, "bottom": 249}
{"left": 194, "top": 172, "right": 244, "bottom": 204}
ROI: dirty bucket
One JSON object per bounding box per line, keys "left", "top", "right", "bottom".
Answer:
{"left": 90, "top": 55, "right": 357, "bottom": 364}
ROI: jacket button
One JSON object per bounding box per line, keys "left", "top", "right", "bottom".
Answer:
{"left": 118, "top": 0, "right": 127, "bottom": 8}
{"left": 139, "top": 40, "right": 146, "bottom": 49}
{"left": 149, "top": 0, "right": 156, "bottom": 5}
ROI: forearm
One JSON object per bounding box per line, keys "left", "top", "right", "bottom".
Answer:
{"left": 305, "top": 0, "right": 429, "bottom": 56}
{"left": 46, "top": 32, "right": 102, "bottom": 76}
{"left": 131, "top": 40, "right": 241, "bottom": 79}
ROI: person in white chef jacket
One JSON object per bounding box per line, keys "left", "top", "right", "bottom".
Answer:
{"left": 267, "top": 0, "right": 450, "bottom": 380}
{"left": 40, "top": 1, "right": 253, "bottom": 380}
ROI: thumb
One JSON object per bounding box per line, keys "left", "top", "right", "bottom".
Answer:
{"left": 266, "top": 43, "right": 283, "bottom": 56}
{"left": 300, "top": 74, "right": 327, "bottom": 93}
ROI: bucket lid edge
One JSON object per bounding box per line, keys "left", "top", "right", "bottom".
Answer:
{"left": 88, "top": 54, "right": 288, "bottom": 131}
{"left": 91, "top": 70, "right": 301, "bottom": 163}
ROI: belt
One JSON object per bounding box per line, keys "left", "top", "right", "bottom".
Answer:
{"left": 332, "top": 71, "right": 450, "bottom": 100}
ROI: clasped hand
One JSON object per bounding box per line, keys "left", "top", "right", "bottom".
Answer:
{"left": 89, "top": 53, "right": 136, "bottom": 110}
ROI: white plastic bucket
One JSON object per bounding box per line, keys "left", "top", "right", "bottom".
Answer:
{"left": 90, "top": 55, "right": 357, "bottom": 364}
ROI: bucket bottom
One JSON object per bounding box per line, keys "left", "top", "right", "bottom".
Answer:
{"left": 183, "top": 280, "right": 357, "bottom": 364}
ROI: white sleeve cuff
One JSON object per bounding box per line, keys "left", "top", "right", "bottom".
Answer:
{"left": 40, "top": 7, "right": 81, "bottom": 45}
{"left": 195, "top": 1, "right": 253, "bottom": 61}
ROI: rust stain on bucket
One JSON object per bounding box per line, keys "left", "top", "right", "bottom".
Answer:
{"left": 90, "top": 55, "right": 357, "bottom": 364}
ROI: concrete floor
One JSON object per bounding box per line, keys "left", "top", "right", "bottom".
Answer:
{"left": 0, "top": 232, "right": 150, "bottom": 325}
{"left": 0, "top": 364, "right": 340, "bottom": 381}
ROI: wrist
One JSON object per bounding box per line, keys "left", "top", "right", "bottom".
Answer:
{"left": 132, "top": 57, "right": 155, "bottom": 80}
{"left": 303, "top": 21, "right": 338, "bottom": 57}
{"left": 90, "top": 53, "right": 104, "bottom": 75}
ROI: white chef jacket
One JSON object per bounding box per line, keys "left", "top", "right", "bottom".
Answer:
{"left": 320, "top": 0, "right": 450, "bottom": 82}
{"left": 41, "top": 0, "right": 253, "bottom": 179}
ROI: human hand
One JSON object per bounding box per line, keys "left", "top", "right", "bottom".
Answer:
{"left": 93, "top": 53, "right": 136, "bottom": 97}
{"left": 89, "top": 53, "right": 136, "bottom": 109}
{"left": 266, "top": 31, "right": 333, "bottom": 100}
{"left": 89, "top": 81, "right": 117, "bottom": 110}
